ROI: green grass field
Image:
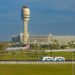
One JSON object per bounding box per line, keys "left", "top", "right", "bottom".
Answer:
{"left": 0, "top": 64, "right": 74, "bottom": 75}
{"left": 0, "top": 51, "right": 75, "bottom": 60}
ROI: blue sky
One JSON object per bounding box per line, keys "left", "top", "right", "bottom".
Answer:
{"left": 0, "top": 0, "right": 75, "bottom": 41}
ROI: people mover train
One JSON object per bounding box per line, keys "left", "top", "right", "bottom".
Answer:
{"left": 42, "top": 56, "right": 65, "bottom": 62}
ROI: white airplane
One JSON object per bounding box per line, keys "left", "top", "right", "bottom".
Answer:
{"left": 6, "top": 44, "right": 30, "bottom": 51}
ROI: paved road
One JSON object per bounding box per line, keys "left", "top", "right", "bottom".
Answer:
{"left": 45, "top": 49, "right": 75, "bottom": 52}
{"left": 29, "top": 49, "right": 75, "bottom": 52}
{"left": 0, "top": 61, "right": 75, "bottom": 64}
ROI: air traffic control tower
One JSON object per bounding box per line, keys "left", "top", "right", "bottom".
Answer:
{"left": 21, "top": 5, "right": 30, "bottom": 44}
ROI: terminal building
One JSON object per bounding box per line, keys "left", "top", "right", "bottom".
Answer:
{"left": 12, "top": 33, "right": 75, "bottom": 45}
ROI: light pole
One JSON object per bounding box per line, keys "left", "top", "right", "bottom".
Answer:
{"left": 72, "top": 51, "right": 74, "bottom": 75}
